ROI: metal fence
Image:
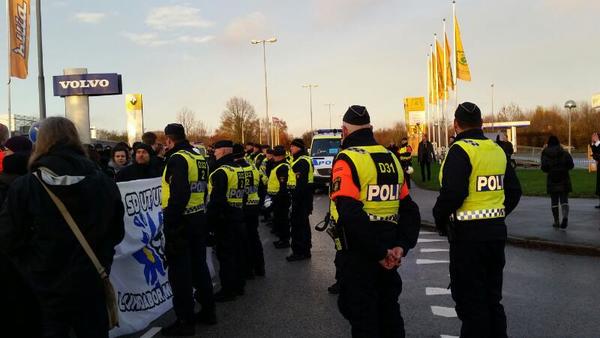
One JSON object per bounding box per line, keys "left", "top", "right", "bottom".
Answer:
{"left": 514, "top": 146, "right": 593, "bottom": 169}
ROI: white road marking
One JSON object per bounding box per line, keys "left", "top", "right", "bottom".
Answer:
{"left": 431, "top": 306, "right": 457, "bottom": 318}
{"left": 140, "top": 327, "right": 161, "bottom": 338}
{"left": 316, "top": 196, "right": 322, "bottom": 200}
{"left": 426, "top": 287, "right": 451, "bottom": 296}
{"left": 417, "top": 238, "right": 445, "bottom": 243}
{"left": 419, "top": 231, "right": 438, "bottom": 235}
{"left": 441, "top": 335, "right": 459, "bottom": 338}
{"left": 420, "top": 248, "right": 449, "bottom": 253}
{"left": 417, "top": 259, "right": 449, "bottom": 265}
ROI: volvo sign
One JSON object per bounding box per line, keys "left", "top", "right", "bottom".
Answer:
{"left": 53, "top": 73, "right": 122, "bottom": 97}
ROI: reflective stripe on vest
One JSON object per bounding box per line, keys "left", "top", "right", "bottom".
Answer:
{"left": 267, "top": 162, "right": 296, "bottom": 194}
{"left": 161, "top": 149, "right": 208, "bottom": 215}
{"left": 291, "top": 155, "right": 314, "bottom": 184}
{"left": 439, "top": 138, "right": 507, "bottom": 221}
{"left": 330, "top": 145, "right": 404, "bottom": 224}
{"left": 398, "top": 146, "right": 412, "bottom": 161}
{"left": 242, "top": 163, "right": 261, "bottom": 206}
{"left": 208, "top": 165, "right": 245, "bottom": 208}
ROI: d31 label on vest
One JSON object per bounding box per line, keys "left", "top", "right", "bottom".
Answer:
{"left": 367, "top": 184, "right": 400, "bottom": 201}
{"left": 476, "top": 175, "right": 504, "bottom": 192}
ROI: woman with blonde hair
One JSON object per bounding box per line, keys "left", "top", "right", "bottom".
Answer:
{"left": 0, "top": 117, "right": 125, "bottom": 338}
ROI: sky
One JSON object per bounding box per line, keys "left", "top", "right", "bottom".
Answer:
{"left": 3, "top": 0, "right": 600, "bottom": 137}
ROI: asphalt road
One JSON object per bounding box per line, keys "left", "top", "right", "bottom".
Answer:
{"left": 131, "top": 191, "right": 600, "bottom": 338}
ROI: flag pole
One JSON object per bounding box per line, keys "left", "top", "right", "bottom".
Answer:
{"left": 443, "top": 18, "right": 448, "bottom": 149}
{"left": 36, "top": 0, "right": 46, "bottom": 120}
{"left": 6, "top": 0, "right": 12, "bottom": 137}
{"left": 426, "top": 52, "right": 430, "bottom": 141}
{"left": 434, "top": 34, "right": 441, "bottom": 150}
{"left": 453, "top": 1, "right": 458, "bottom": 112}
{"left": 430, "top": 43, "right": 436, "bottom": 147}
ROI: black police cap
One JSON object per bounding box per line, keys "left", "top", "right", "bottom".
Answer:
{"left": 164, "top": 123, "right": 185, "bottom": 138}
{"left": 272, "top": 145, "right": 286, "bottom": 156}
{"left": 213, "top": 140, "right": 233, "bottom": 149}
{"left": 455, "top": 102, "right": 482, "bottom": 124}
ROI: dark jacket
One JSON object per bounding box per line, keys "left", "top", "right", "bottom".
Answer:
{"left": 0, "top": 152, "right": 29, "bottom": 203}
{"left": 592, "top": 142, "right": 600, "bottom": 196}
{"left": 0, "top": 145, "right": 124, "bottom": 313}
{"left": 418, "top": 140, "right": 435, "bottom": 163}
{"left": 541, "top": 145, "right": 574, "bottom": 194}
{"left": 207, "top": 153, "right": 244, "bottom": 229}
{"left": 291, "top": 150, "right": 314, "bottom": 212}
{"left": 496, "top": 140, "right": 514, "bottom": 158}
{"left": 115, "top": 161, "right": 162, "bottom": 183}
{"left": 334, "top": 128, "right": 421, "bottom": 260}
{"left": 433, "top": 128, "right": 522, "bottom": 241}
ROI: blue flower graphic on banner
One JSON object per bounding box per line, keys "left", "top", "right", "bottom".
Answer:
{"left": 132, "top": 211, "right": 166, "bottom": 288}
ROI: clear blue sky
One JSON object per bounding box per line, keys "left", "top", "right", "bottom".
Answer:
{"left": 4, "top": 0, "right": 600, "bottom": 136}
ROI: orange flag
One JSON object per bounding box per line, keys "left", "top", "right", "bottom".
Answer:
{"left": 444, "top": 33, "right": 455, "bottom": 91}
{"left": 9, "top": 0, "right": 30, "bottom": 79}
{"left": 435, "top": 39, "right": 445, "bottom": 100}
{"left": 454, "top": 14, "right": 471, "bottom": 81}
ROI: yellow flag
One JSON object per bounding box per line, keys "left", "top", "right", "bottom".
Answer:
{"left": 435, "top": 40, "right": 445, "bottom": 100}
{"left": 431, "top": 51, "right": 438, "bottom": 103}
{"left": 444, "top": 33, "right": 455, "bottom": 91}
{"left": 428, "top": 56, "right": 434, "bottom": 104}
{"left": 9, "top": 0, "right": 30, "bottom": 79}
{"left": 454, "top": 14, "right": 471, "bottom": 81}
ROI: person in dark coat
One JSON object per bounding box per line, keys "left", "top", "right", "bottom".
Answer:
{"left": 0, "top": 117, "right": 125, "bottom": 338}
{"left": 0, "top": 136, "right": 32, "bottom": 203}
{"left": 115, "top": 143, "right": 162, "bottom": 182}
{"left": 591, "top": 132, "right": 600, "bottom": 209}
{"left": 418, "top": 134, "right": 435, "bottom": 181}
{"left": 541, "top": 135, "right": 574, "bottom": 229}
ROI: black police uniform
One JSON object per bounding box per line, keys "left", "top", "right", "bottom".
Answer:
{"left": 234, "top": 156, "right": 266, "bottom": 276}
{"left": 289, "top": 150, "right": 314, "bottom": 259}
{"left": 207, "top": 153, "right": 247, "bottom": 300}
{"left": 433, "top": 128, "right": 522, "bottom": 338}
{"left": 163, "top": 141, "right": 215, "bottom": 325}
{"left": 270, "top": 159, "right": 291, "bottom": 246}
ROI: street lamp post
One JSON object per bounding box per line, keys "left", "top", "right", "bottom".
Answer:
{"left": 564, "top": 100, "right": 576, "bottom": 154}
{"left": 324, "top": 103, "right": 335, "bottom": 129}
{"left": 491, "top": 83, "right": 495, "bottom": 130}
{"left": 302, "top": 84, "right": 318, "bottom": 132}
{"left": 251, "top": 38, "right": 277, "bottom": 145}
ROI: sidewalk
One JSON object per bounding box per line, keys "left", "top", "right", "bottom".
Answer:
{"left": 410, "top": 183, "right": 600, "bottom": 255}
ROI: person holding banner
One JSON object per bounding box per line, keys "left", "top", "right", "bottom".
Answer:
{"left": 208, "top": 140, "right": 247, "bottom": 302}
{"left": 161, "top": 123, "right": 215, "bottom": 336}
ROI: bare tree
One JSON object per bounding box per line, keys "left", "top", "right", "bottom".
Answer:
{"left": 176, "top": 107, "right": 197, "bottom": 135}
{"left": 218, "top": 97, "right": 259, "bottom": 143}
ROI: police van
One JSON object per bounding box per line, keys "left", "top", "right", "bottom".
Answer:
{"left": 310, "top": 129, "right": 342, "bottom": 189}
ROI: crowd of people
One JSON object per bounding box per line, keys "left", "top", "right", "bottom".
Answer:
{"left": 0, "top": 118, "right": 315, "bottom": 337}
{"left": 0, "top": 106, "right": 598, "bottom": 338}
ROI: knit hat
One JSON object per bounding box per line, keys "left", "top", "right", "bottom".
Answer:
{"left": 133, "top": 142, "right": 153, "bottom": 154}
{"left": 455, "top": 102, "right": 482, "bottom": 124}
{"left": 4, "top": 136, "right": 32, "bottom": 154}
{"left": 290, "top": 138, "right": 305, "bottom": 149}
{"left": 343, "top": 105, "right": 370, "bottom": 125}
{"left": 213, "top": 140, "right": 233, "bottom": 149}
{"left": 273, "top": 145, "right": 286, "bottom": 156}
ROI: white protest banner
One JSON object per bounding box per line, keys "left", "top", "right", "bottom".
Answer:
{"left": 109, "top": 178, "right": 172, "bottom": 337}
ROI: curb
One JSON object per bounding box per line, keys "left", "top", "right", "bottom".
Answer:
{"left": 420, "top": 222, "right": 600, "bottom": 257}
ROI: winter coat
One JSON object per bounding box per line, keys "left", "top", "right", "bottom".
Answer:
{"left": 115, "top": 162, "right": 162, "bottom": 182}
{"left": 418, "top": 141, "right": 435, "bottom": 163}
{"left": 0, "top": 145, "right": 125, "bottom": 315}
{"left": 541, "top": 145, "right": 574, "bottom": 194}
{"left": 0, "top": 152, "right": 29, "bottom": 203}
{"left": 592, "top": 143, "right": 600, "bottom": 196}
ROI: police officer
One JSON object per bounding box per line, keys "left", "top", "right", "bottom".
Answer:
{"left": 269, "top": 145, "right": 296, "bottom": 248}
{"left": 207, "top": 140, "right": 247, "bottom": 302}
{"left": 397, "top": 137, "right": 412, "bottom": 188}
{"left": 433, "top": 102, "right": 522, "bottom": 338}
{"left": 287, "top": 138, "right": 314, "bottom": 261}
{"left": 161, "top": 123, "right": 215, "bottom": 336}
{"left": 330, "top": 105, "right": 421, "bottom": 337}
{"left": 232, "top": 144, "right": 266, "bottom": 277}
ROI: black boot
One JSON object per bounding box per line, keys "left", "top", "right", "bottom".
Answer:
{"left": 196, "top": 309, "right": 217, "bottom": 326}
{"left": 551, "top": 206, "right": 560, "bottom": 228}
{"left": 161, "top": 319, "right": 195, "bottom": 336}
{"left": 560, "top": 204, "right": 569, "bottom": 229}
